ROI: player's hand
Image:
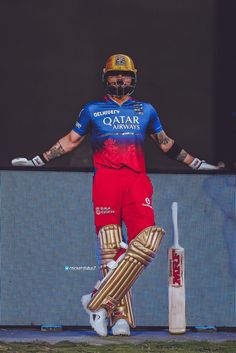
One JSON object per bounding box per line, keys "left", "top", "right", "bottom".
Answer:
{"left": 189, "top": 158, "right": 220, "bottom": 170}
{"left": 11, "top": 155, "right": 45, "bottom": 167}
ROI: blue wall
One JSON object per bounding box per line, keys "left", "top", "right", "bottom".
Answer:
{"left": 0, "top": 171, "right": 235, "bottom": 327}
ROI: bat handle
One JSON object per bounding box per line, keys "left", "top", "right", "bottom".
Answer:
{"left": 171, "top": 202, "right": 179, "bottom": 248}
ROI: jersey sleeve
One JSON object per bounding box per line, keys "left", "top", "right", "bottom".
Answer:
{"left": 146, "top": 104, "right": 163, "bottom": 134}
{"left": 72, "top": 106, "right": 91, "bottom": 136}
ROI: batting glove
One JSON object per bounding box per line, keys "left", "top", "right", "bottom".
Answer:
{"left": 189, "top": 158, "right": 219, "bottom": 170}
{"left": 11, "top": 155, "right": 46, "bottom": 167}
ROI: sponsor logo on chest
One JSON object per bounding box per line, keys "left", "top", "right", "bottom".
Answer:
{"left": 102, "top": 115, "right": 140, "bottom": 130}
{"left": 93, "top": 105, "right": 142, "bottom": 130}
{"left": 93, "top": 110, "right": 120, "bottom": 117}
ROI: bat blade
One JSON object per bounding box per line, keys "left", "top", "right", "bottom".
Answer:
{"left": 168, "top": 202, "right": 186, "bottom": 334}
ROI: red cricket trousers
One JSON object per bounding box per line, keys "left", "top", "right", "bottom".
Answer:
{"left": 92, "top": 168, "right": 156, "bottom": 248}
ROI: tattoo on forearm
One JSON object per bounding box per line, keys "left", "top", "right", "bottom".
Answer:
{"left": 157, "top": 131, "right": 170, "bottom": 145}
{"left": 45, "top": 141, "right": 66, "bottom": 161}
{"left": 176, "top": 149, "right": 188, "bottom": 162}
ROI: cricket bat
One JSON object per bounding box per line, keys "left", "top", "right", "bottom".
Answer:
{"left": 168, "top": 201, "right": 186, "bottom": 334}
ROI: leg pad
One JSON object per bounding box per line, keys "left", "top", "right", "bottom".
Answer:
{"left": 97, "top": 224, "right": 135, "bottom": 327}
{"left": 88, "top": 226, "right": 165, "bottom": 315}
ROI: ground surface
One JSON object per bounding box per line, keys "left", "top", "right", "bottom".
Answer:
{"left": 0, "top": 328, "right": 236, "bottom": 344}
{"left": 0, "top": 340, "right": 236, "bottom": 353}
{"left": 0, "top": 329, "right": 236, "bottom": 352}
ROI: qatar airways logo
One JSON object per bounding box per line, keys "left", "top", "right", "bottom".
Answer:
{"left": 103, "top": 115, "right": 140, "bottom": 130}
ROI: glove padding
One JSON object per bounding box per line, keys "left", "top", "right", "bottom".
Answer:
{"left": 11, "top": 156, "right": 45, "bottom": 167}
{"left": 189, "top": 158, "right": 219, "bottom": 170}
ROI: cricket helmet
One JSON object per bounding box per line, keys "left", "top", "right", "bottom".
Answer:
{"left": 102, "top": 54, "right": 137, "bottom": 97}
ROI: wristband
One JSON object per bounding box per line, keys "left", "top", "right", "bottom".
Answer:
{"left": 165, "top": 142, "right": 183, "bottom": 159}
{"left": 39, "top": 154, "right": 48, "bottom": 164}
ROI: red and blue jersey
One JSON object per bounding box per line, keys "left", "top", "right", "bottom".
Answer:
{"left": 72, "top": 96, "right": 163, "bottom": 173}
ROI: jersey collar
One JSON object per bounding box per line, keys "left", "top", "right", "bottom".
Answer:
{"left": 104, "top": 95, "right": 135, "bottom": 106}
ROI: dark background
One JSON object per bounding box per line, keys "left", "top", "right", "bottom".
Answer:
{"left": 0, "top": 0, "right": 235, "bottom": 170}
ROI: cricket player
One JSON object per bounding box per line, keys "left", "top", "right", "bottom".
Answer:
{"left": 12, "top": 54, "right": 219, "bottom": 336}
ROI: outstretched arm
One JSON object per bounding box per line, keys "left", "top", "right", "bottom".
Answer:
{"left": 150, "top": 131, "right": 194, "bottom": 165}
{"left": 150, "top": 131, "right": 219, "bottom": 170}
{"left": 43, "top": 130, "right": 85, "bottom": 162}
{"left": 11, "top": 130, "right": 86, "bottom": 166}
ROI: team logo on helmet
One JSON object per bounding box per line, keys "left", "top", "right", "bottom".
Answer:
{"left": 115, "top": 55, "right": 126, "bottom": 66}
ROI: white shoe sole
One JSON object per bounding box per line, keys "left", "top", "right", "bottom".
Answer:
{"left": 112, "top": 319, "right": 130, "bottom": 336}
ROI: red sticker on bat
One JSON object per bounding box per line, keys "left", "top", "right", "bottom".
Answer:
{"left": 168, "top": 249, "right": 184, "bottom": 287}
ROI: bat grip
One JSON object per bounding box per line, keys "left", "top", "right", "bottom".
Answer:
{"left": 171, "top": 202, "right": 179, "bottom": 248}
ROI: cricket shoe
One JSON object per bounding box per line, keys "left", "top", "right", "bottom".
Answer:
{"left": 81, "top": 293, "right": 108, "bottom": 337}
{"left": 112, "top": 319, "right": 130, "bottom": 336}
